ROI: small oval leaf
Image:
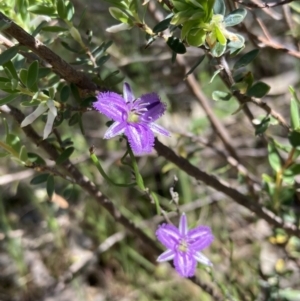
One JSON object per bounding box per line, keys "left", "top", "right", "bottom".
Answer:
{"left": 153, "top": 16, "right": 172, "bottom": 33}
{"left": 290, "top": 98, "right": 300, "bottom": 130}
{"left": 166, "top": 37, "right": 186, "bottom": 54}
{"left": 246, "top": 81, "right": 270, "bottom": 98}
{"left": 288, "top": 131, "right": 300, "bottom": 147}
{"left": 0, "top": 93, "right": 19, "bottom": 105}
{"left": 224, "top": 8, "right": 247, "bottom": 27}
{"left": 0, "top": 46, "right": 19, "bottom": 66}
{"left": 268, "top": 143, "right": 281, "bottom": 172}
{"left": 27, "top": 4, "right": 56, "bottom": 15}
{"left": 60, "top": 85, "right": 70, "bottom": 102}
{"left": 30, "top": 173, "right": 49, "bottom": 185}
{"left": 27, "top": 60, "right": 39, "bottom": 89}
{"left": 47, "top": 175, "right": 55, "bottom": 199}
{"left": 212, "top": 90, "right": 232, "bottom": 101}
{"left": 234, "top": 49, "right": 259, "bottom": 69}
{"left": 56, "top": 147, "right": 75, "bottom": 165}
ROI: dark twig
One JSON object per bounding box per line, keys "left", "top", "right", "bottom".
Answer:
{"left": 0, "top": 12, "right": 97, "bottom": 91}
{"left": 154, "top": 139, "right": 300, "bottom": 237}
{"left": 218, "top": 56, "right": 290, "bottom": 130}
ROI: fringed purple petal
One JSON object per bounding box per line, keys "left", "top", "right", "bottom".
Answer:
{"left": 148, "top": 123, "right": 170, "bottom": 137}
{"left": 193, "top": 252, "right": 213, "bottom": 266}
{"left": 123, "top": 82, "right": 135, "bottom": 103}
{"left": 125, "top": 123, "right": 154, "bottom": 155}
{"left": 157, "top": 249, "right": 175, "bottom": 262}
{"left": 174, "top": 251, "right": 197, "bottom": 278}
{"left": 156, "top": 224, "right": 181, "bottom": 250}
{"left": 138, "top": 93, "right": 166, "bottom": 123}
{"left": 104, "top": 121, "right": 126, "bottom": 139}
{"left": 94, "top": 92, "right": 128, "bottom": 121}
{"left": 179, "top": 213, "right": 188, "bottom": 236}
{"left": 187, "top": 226, "right": 214, "bottom": 251}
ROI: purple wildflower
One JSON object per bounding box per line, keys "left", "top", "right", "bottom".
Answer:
{"left": 156, "top": 213, "right": 214, "bottom": 278}
{"left": 93, "top": 82, "right": 169, "bottom": 155}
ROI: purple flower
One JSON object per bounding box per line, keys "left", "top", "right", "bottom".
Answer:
{"left": 156, "top": 213, "right": 214, "bottom": 278}
{"left": 94, "top": 82, "right": 169, "bottom": 155}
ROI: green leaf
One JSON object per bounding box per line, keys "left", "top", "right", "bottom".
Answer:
{"left": 65, "top": 1, "right": 75, "bottom": 21}
{"left": 28, "top": 152, "right": 46, "bottom": 165}
{"left": 215, "top": 26, "right": 227, "bottom": 45}
{"left": 255, "top": 116, "right": 270, "bottom": 135}
{"left": 212, "top": 90, "right": 232, "bottom": 101}
{"left": 21, "top": 100, "right": 40, "bottom": 107}
{"left": 97, "top": 54, "right": 111, "bottom": 67}
{"left": 284, "top": 164, "right": 300, "bottom": 178}
{"left": 171, "top": 9, "right": 194, "bottom": 25}
{"left": 189, "top": 0, "right": 204, "bottom": 9}
{"left": 166, "top": 37, "right": 186, "bottom": 54}
{"left": 233, "top": 49, "right": 259, "bottom": 69}
{"left": 60, "top": 41, "right": 82, "bottom": 53}
{"left": 213, "top": 0, "right": 226, "bottom": 15}
{"left": 246, "top": 81, "right": 270, "bottom": 98}
{"left": 172, "top": 1, "right": 190, "bottom": 11}
{"left": 6, "top": 134, "right": 21, "bottom": 153}
{"left": 224, "top": 8, "right": 247, "bottom": 27}
{"left": 288, "top": 131, "right": 300, "bottom": 147}
{"left": 0, "top": 93, "right": 19, "bottom": 105}
{"left": 0, "top": 46, "right": 19, "bottom": 66}
{"left": 60, "top": 85, "right": 70, "bottom": 102}
{"left": 31, "top": 20, "right": 48, "bottom": 37}
{"left": 70, "top": 83, "right": 81, "bottom": 103}
{"left": 55, "top": 147, "right": 75, "bottom": 165}
{"left": 30, "top": 173, "right": 49, "bottom": 185}
{"left": 103, "top": 70, "right": 124, "bottom": 87}
{"left": 211, "top": 42, "right": 226, "bottom": 57}
{"left": 268, "top": 143, "right": 281, "bottom": 172}
{"left": 184, "top": 55, "right": 205, "bottom": 79}
{"left": 38, "top": 67, "right": 52, "bottom": 79}
{"left": 56, "top": 0, "right": 67, "bottom": 19}
{"left": 19, "top": 69, "right": 28, "bottom": 86}
{"left": 68, "top": 113, "right": 79, "bottom": 126}
{"left": 27, "top": 4, "right": 56, "bottom": 15}
{"left": 186, "top": 28, "right": 206, "bottom": 47}
{"left": 26, "top": 60, "right": 39, "bottom": 89}
{"left": 210, "top": 68, "right": 222, "bottom": 83}
{"left": 46, "top": 175, "right": 55, "bottom": 199}
{"left": 289, "top": 86, "right": 300, "bottom": 104}
{"left": 109, "top": 7, "right": 131, "bottom": 23}
{"left": 228, "top": 34, "right": 245, "bottom": 52}
{"left": 80, "top": 96, "right": 96, "bottom": 107}
{"left": 19, "top": 145, "right": 28, "bottom": 162}
{"left": 153, "top": 15, "right": 173, "bottom": 33}
{"left": 290, "top": 98, "right": 300, "bottom": 130}
{"left": 3, "top": 61, "right": 18, "bottom": 81}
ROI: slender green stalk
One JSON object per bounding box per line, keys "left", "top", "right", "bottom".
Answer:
{"left": 127, "top": 146, "right": 161, "bottom": 214}
{"left": 90, "top": 149, "right": 136, "bottom": 187}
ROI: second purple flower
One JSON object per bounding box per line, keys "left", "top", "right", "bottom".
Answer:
{"left": 94, "top": 82, "right": 170, "bottom": 155}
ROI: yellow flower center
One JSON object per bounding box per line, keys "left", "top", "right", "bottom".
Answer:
{"left": 127, "top": 111, "right": 140, "bottom": 123}
{"left": 178, "top": 240, "right": 188, "bottom": 252}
